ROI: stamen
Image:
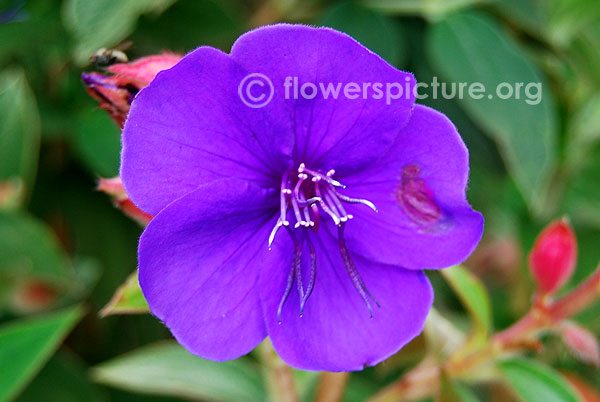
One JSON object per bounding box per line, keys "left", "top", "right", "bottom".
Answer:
{"left": 334, "top": 190, "right": 378, "bottom": 213}
{"left": 323, "top": 191, "right": 345, "bottom": 223}
{"left": 310, "top": 204, "right": 320, "bottom": 232}
{"left": 298, "top": 163, "right": 346, "bottom": 188}
{"left": 314, "top": 179, "right": 341, "bottom": 225}
{"left": 300, "top": 233, "right": 317, "bottom": 316}
{"left": 268, "top": 218, "right": 282, "bottom": 250}
{"left": 338, "top": 223, "right": 380, "bottom": 318}
{"left": 280, "top": 171, "right": 290, "bottom": 226}
{"left": 277, "top": 227, "right": 304, "bottom": 324}
{"left": 273, "top": 164, "right": 380, "bottom": 319}
{"left": 302, "top": 202, "right": 313, "bottom": 227}
{"left": 297, "top": 196, "right": 321, "bottom": 208}
{"left": 277, "top": 251, "right": 297, "bottom": 324}
{"left": 291, "top": 197, "right": 304, "bottom": 228}
{"left": 294, "top": 173, "right": 307, "bottom": 198}
{"left": 325, "top": 187, "right": 351, "bottom": 222}
{"left": 295, "top": 182, "right": 315, "bottom": 227}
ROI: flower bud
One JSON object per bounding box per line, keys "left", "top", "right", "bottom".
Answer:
{"left": 82, "top": 53, "right": 182, "bottom": 126}
{"left": 561, "top": 321, "right": 599, "bottom": 366}
{"left": 528, "top": 217, "right": 577, "bottom": 294}
{"left": 98, "top": 177, "right": 153, "bottom": 226}
{"left": 10, "top": 279, "right": 57, "bottom": 313}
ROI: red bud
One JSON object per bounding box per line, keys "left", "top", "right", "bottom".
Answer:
{"left": 10, "top": 279, "right": 57, "bottom": 313}
{"left": 561, "top": 321, "right": 599, "bottom": 367}
{"left": 98, "top": 177, "right": 153, "bottom": 226}
{"left": 82, "top": 53, "right": 182, "bottom": 126}
{"left": 529, "top": 218, "right": 577, "bottom": 295}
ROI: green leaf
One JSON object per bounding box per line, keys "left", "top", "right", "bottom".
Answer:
{"left": 318, "top": 1, "right": 407, "bottom": 67}
{"left": 438, "top": 373, "right": 481, "bottom": 402}
{"left": 424, "top": 307, "right": 466, "bottom": 357}
{"left": 363, "top": 0, "right": 487, "bottom": 21}
{"left": 498, "top": 358, "right": 580, "bottom": 402}
{"left": 72, "top": 109, "right": 121, "bottom": 177}
{"left": 547, "top": 0, "right": 600, "bottom": 46}
{"left": 563, "top": 147, "right": 600, "bottom": 230}
{"left": 454, "top": 383, "right": 482, "bottom": 402}
{"left": 16, "top": 351, "right": 107, "bottom": 402}
{"left": 0, "top": 68, "right": 41, "bottom": 193}
{"left": 427, "top": 12, "right": 557, "bottom": 212}
{"left": 0, "top": 179, "right": 25, "bottom": 210}
{"left": 92, "top": 341, "right": 266, "bottom": 401}
{"left": 62, "top": 0, "right": 177, "bottom": 65}
{"left": 567, "top": 94, "right": 600, "bottom": 164}
{"left": 0, "top": 211, "right": 73, "bottom": 287}
{"left": 0, "top": 305, "right": 84, "bottom": 402}
{"left": 99, "top": 270, "right": 149, "bottom": 317}
{"left": 441, "top": 266, "right": 491, "bottom": 342}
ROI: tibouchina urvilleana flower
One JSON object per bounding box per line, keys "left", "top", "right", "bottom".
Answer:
{"left": 121, "top": 24, "right": 484, "bottom": 371}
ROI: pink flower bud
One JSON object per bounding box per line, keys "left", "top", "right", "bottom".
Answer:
{"left": 10, "top": 279, "right": 57, "bottom": 313}
{"left": 561, "top": 321, "right": 599, "bottom": 367}
{"left": 98, "top": 177, "right": 153, "bottom": 226}
{"left": 529, "top": 218, "right": 577, "bottom": 294}
{"left": 82, "top": 53, "right": 182, "bottom": 126}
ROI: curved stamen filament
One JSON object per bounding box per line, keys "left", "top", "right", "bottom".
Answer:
{"left": 280, "top": 171, "right": 291, "bottom": 226}
{"left": 268, "top": 218, "right": 282, "bottom": 250}
{"left": 338, "top": 223, "right": 380, "bottom": 318}
{"left": 333, "top": 190, "right": 378, "bottom": 213}
{"left": 277, "top": 226, "right": 304, "bottom": 324}
{"left": 298, "top": 163, "right": 345, "bottom": 188}
{"left": 314, "top": 179, "right": 341, "bottom": 225}
{"left": 291, "top": 195, "right": 304, "bottom": 228}
{"left": 300, "top": 233, "right": 317, "bottom": 316}
{"left": 324, "top": 187, "right": 352, "bottom": 222}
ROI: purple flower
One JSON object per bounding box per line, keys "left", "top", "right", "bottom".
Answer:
{"left": 121, "top": 24, "right": 484, "bottom": 371}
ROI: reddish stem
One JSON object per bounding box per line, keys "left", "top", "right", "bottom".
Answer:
{"left": 549, "top": 266, "right": 600, "bottom": 321}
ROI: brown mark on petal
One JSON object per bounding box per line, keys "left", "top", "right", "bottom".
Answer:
{"left": 396, "top": 164, "right": 442, "bottom": 228}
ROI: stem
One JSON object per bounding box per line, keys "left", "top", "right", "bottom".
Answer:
{"left": 368, "top": 359, "right": 440, "bottom": 402}
{"left": 258, "top": 340, "right": 299, "bottom": 402}
{"left": 549, "top": 266, "right": 600, "bottom": 321}
{"left": 315, "top": 372, "right": 350, "bottom": 402}
{"left": 370, "top": 265, "right": 600, "bottom": 401}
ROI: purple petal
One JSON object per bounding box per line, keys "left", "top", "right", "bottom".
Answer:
{"left": 340, "top": 104, "right": 484, "bottom": 269}
{"left": 138, "top": 179, "right": 279, "bottom": 360}
{"left": 261, "top": 231, "right": 433, "bottom": 371}
{"left": 231, "top": 24, "right": 416, "bottom": 176}
{"left": 121, "top": 46, "right": 295, "bottom": 215}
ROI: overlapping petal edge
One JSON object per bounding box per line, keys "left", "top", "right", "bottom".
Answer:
{"left": 121, "top": 23, "right": 484, "bottom": 371}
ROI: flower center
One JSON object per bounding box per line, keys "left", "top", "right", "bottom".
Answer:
{"left": 269, "top": 164, "right": 379, "bottom": 323}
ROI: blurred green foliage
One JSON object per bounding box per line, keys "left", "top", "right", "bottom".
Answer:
{"left": 0, "top": 0, "right": 599, "bottom": 401}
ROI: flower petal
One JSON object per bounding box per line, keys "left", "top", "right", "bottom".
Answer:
{"left": 341, "top": 104, "right": 484, "bottom": 269}
{"left": 231, "top": 24, "right": 416, "bottom": 176}
{"left": 138, "top": 179, "right": 278, "bottom": 361}
{"left": 121, "top": 46, "right": 295, "bottom": 215}
{"left": 261, "top": 230, "right": 433, "bottom": 371}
